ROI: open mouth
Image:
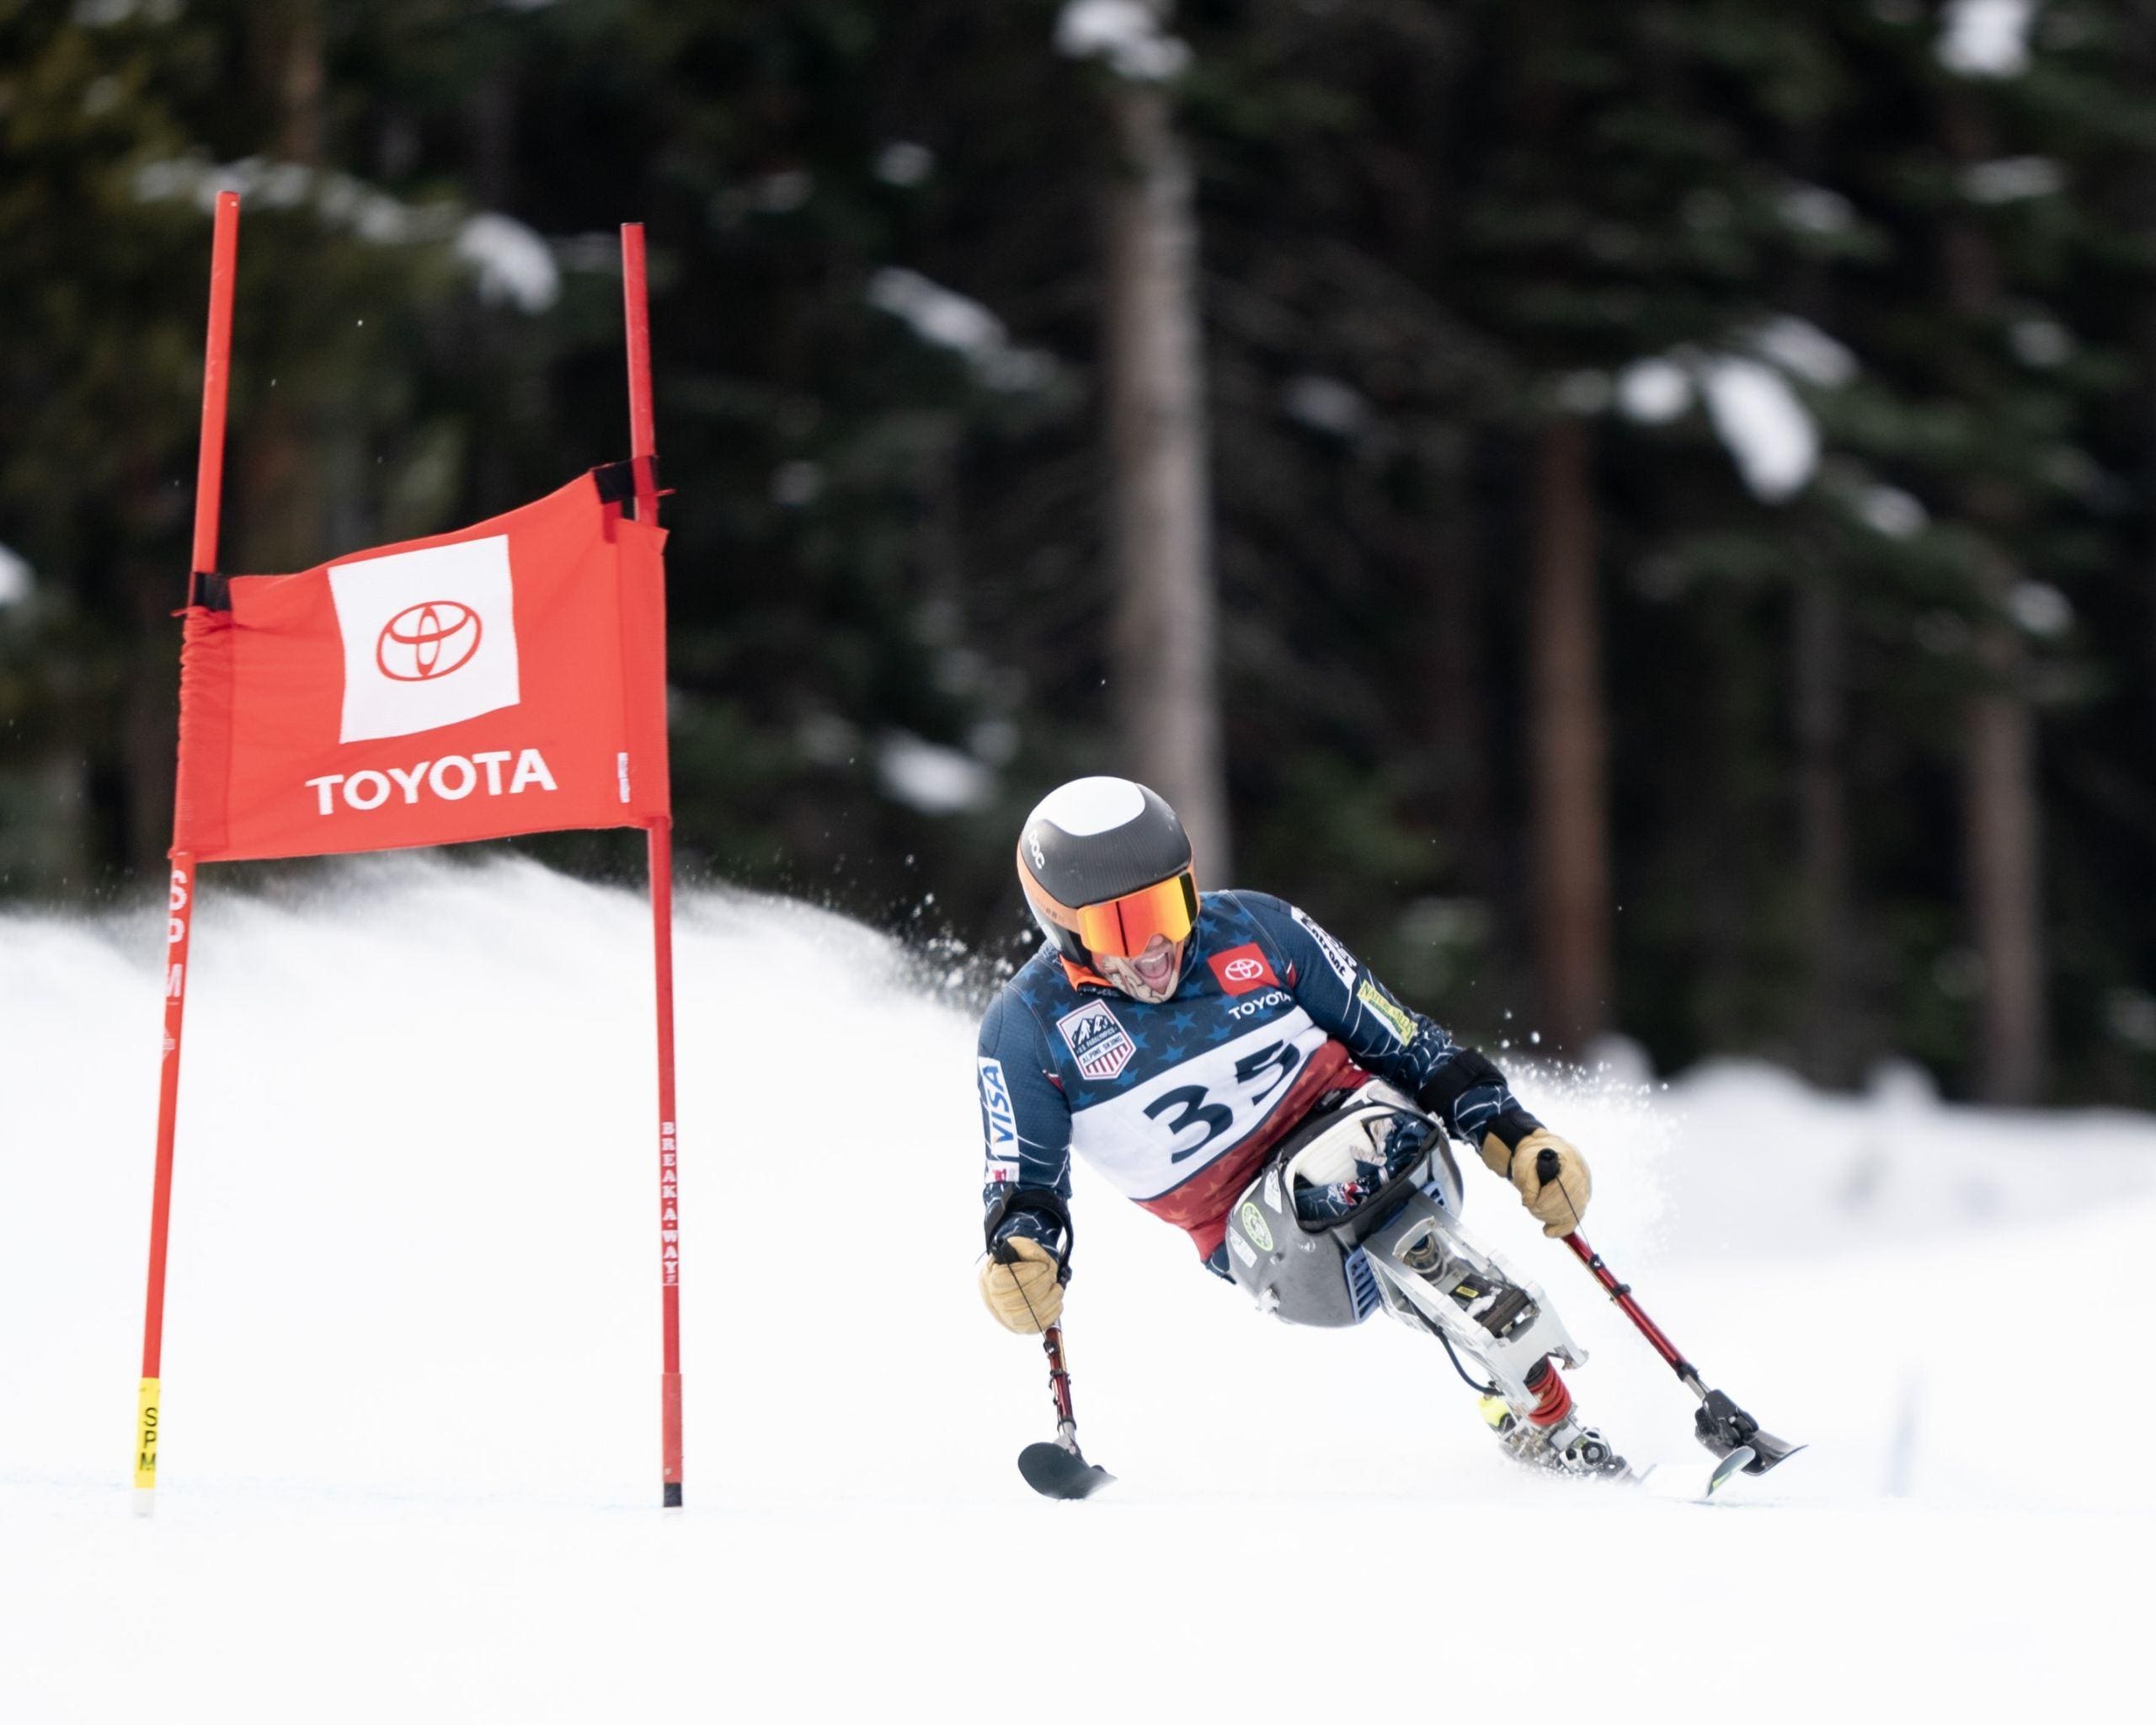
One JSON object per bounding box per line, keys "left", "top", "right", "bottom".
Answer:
{"left": 1131, "top": 940, "right": 1179, "bottom": 989}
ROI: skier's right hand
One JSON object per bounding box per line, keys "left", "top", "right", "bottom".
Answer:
{"left": 1481, "top": 1128, "right": 1592, "bottom": 1237}
{"left": 979, "top": 1237, "right": 1064, "bottom": 1332}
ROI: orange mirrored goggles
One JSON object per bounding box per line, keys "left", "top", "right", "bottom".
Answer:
{"left": 1070, "top": 870, "right": 1198, "bottom": 960}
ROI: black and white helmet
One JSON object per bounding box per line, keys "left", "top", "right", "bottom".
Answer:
{"left": 1015, "top": 777, "right": 1197, "bottom": 969}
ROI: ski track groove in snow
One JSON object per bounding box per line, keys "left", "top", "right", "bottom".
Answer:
{"left": 3, "top": 858, "right": 2149, "bottom": 1718}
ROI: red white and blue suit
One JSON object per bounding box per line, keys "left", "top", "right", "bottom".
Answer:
{"left": 976, "top": 890, "right": 1544, "bottom": 1279}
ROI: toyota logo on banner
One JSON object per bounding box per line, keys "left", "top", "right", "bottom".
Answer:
{"left": 376, "top": 601, "right": 483, "bottom": 681}
{"left": 328, "top": 533, "right": 522, "bottom": 743}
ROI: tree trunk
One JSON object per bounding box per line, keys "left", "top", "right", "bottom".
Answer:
{"left": 1525, "top": 414, "right": 1610, "bottom": 1046}
{"left": 1794, "top": 571, "right": 1855, "bottom": 1085}
{"left": 1100, "top": 65, "right": 1229, "bottom": 878}
{"left": 1966, "top": 553, "right": 2046, "bottom": 1101}
{"left": 1940, "top": 88, "right": 2047, "bottom": 1103}
{"left": 1403, "top": 431, "right": 1494, "bottom": 898}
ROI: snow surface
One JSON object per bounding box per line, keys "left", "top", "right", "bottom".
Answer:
{"left": 3, "top": 858, "right": 2152, "bottom": 1720}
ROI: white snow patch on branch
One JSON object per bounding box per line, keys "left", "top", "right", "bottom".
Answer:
{"left": 135, "top": 158, "right": 563, "bottom": 314}
{"left": 1751, "top": 315, "right": 1857, "bottom": 388}
{"left": 1858, "top": 486, "right": 1928, "bottom": 539}
{"left": 1780, "top": 183, "right": 1856, "bottom": 236}
{"left": 2009, "top": 581, "right": 2073, "bottom": 638}
{"left": 873, "top": 142, "right": 935, "bottom": 187}
{"left": 1055, "top": 0, "right": 1192, "bottom": 82}
{"left": 1700, "top": 359, "right": 1817, "bottom": 502}
{"left": 72, "top": 0, "right": 182, "bottom": 24}
{"left": 1961, "top": 157, "right": 2063, "bottom": 203}
{"left": 878, "top": 732, "right": 995, "bottom": 814}
{"left": 0, "top": 543, "right": 33, "bottom": 607}
{"left": 1938, "top": 0, "right": 2036, "bottom": 78}
{"left": 867, "top": 268, "right": 1056, "bottom": 392}
{"left": 1616, "top": 358, "right": 1693, "bottom": 425}
{"left": 1282, "top": 375, "right": 1371, "bottom": 438}
{"left": 456, "top": 213, "right": 559, "bottom": 313}
{"left": 2009, "top": 318, "right": 2073, "bottom": 366}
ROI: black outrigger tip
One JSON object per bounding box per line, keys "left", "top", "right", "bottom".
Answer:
{"left": 1694, "top": 1387, "right": 1804, "bottom": 1476}
{"left": 1019, "top": 1440, "right": 1116, "bottom": 1500}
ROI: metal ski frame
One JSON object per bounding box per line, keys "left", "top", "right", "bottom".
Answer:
{"left": 1354, "top": 1171, "right": 1604, "bottom": 1461}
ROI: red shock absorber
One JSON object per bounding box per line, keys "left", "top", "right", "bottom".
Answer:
{"left": 1524, "top": 1357, "right": 1574, "bottom": 1428}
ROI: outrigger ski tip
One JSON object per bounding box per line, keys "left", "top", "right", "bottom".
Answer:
{"left": 1018, "top": 1439, "right": 1115, "bottom": 1500}
{"left": 1691, "top": 1384, "right": 1804, "bottom": 1476}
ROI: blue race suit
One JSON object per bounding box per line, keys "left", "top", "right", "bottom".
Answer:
{"left": 976, "top": 890, "right": 1544, "bottom": 1275}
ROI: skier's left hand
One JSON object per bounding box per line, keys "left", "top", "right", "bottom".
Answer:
{"left": 1483, "top": 1129, "right": 1591, "bottom": 1237}
{"left": 979, "top": 1237, "right": 1064, "bottom": 1332}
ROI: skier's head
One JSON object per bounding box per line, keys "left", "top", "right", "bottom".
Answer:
{"left": 1017, "top": 777, "right": 1196, "bottom": 1002}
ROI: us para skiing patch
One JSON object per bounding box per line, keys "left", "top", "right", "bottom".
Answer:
{"left": 1056, "top": 999, "right": 1137, "bottom": 1081}
{"left": 1291, "top": 905, "right": 1358, "bottom": 987}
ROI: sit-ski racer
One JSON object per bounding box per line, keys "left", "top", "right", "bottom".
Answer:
{"left": 974, "top": 775, "right": 1621, "bottom": 1475}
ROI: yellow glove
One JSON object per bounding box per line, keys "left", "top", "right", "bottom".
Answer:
{"left": 978, "top": 1237, "right": 1064, "bottom": 1333}
{"left": 1480, "top": 1128, "right": 1591, "bottom": 1237}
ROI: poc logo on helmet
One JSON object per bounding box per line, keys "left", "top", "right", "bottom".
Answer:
{"left": 376, "top": 601, "right": 482, "bottom": 681}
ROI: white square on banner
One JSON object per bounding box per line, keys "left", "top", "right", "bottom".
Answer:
{"left": 328, "top": 536, "right": 521, "bottom": 743}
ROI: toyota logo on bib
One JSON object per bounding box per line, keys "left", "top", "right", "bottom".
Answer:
{"left": 1209, "top": 942, "right": 1279, "bottom": 996}
{"left": 377, "top": 601, "right": 483, "bottom": 681}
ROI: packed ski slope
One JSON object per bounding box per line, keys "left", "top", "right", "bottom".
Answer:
{"left": 3, "top": 859, "right": 2149, "bottom": 1721}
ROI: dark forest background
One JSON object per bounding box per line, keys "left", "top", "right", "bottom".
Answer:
{"left": 3, "top": 0, "right": 2153, "bottom": 1107}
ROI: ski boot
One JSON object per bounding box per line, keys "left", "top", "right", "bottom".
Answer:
{"left": 1477, "top": 1359, "right": 1630, "bottom": 1480}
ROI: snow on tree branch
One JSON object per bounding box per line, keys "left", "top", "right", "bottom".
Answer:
{"left": 865, "top": 269, "right": 1057, "bottom": 392}
{"left": 1938, "top": 0, "right": 2037, "bottom": 79}
{"left": 133, "top": 157, "right": 559, "bottom": 312}
{"left": 1055, "top": 0, "right": 1192, "bottom": 83}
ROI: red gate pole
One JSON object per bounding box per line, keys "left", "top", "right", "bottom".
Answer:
{"left": 136, "top": 190, "right": 240, "bottom": 1512}
{"left": 622, "top": 222, "right": 683, "bottom": 1507}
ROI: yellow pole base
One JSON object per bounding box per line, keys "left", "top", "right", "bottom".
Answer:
{"left": 134, "top": 1376, "right": 160, "bottom": 1495}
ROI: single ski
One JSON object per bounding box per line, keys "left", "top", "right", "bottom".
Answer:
{"left": 1018, "top": 1439, "right": 1115, "bottom": 1499}
{"left": 1638, "top": 1439, "right": 1807, "bottom": 1502}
